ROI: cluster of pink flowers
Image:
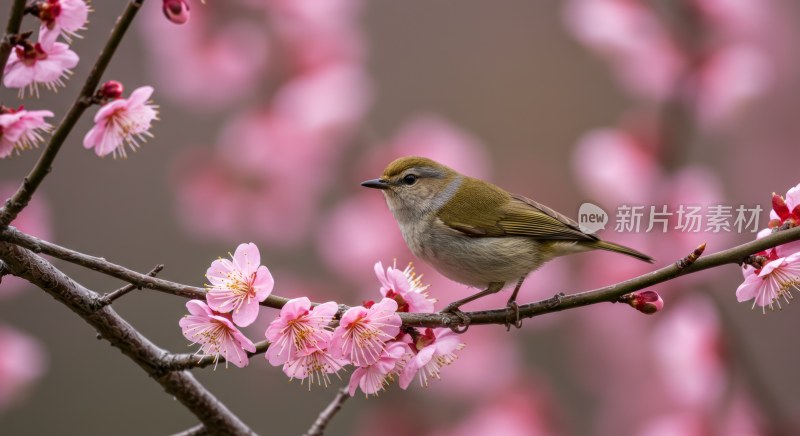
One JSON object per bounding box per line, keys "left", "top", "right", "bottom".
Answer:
{"left": 180, "top": 251, "right": 464, "bottom": 396}
{"left": 180, "top": 243, "right": 274, "bottom": 368}
{"left": 265, "top": 261, "right": 462, "bottom": 396}
{"left": 736, "top": 183, "right": 800, "bottom": 312}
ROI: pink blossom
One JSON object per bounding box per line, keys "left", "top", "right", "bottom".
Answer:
{"left": 36, "top": 0, "right": 90, "bottom": 42}
{"left": 83, "top": 86, "right": 158, "bottom": 158}
{"left": 172, "top": 111, "right": 331, "bottom": 247}
{"left": 374, "top": 261, "right": 435, "bottom": 313}
{"left": 0, "top": 325, "right": 47, "bottom": 411}
{"left": 737, "top": 251, "right": 800, "bottom": 312}
{"left": 762, "top": 184, "right": 800, "bottom": 256}
{"left": 265, "top": 297, "right": 338, "bottom": 366}
{"left": 205, "top": 243, "right": 274, "bottom": 327}
{"left": 651, "top": 296, "right": 725, "bottom": 407}
{"left": 564, "top": 0, "right": 685, "bottom": 100}
{"left": 272, "top": 64, "right": 371, "bottom": 138}
{"left": 162, "top": 0, "right": 190, "bottom": 25}
{"left": 179, "top": 300, "right": 256, "bottom": 368}
{"left": 330, "top": 298, "right": 402, "bottom": 366}
{"left": 138, "top": 4, "right": 268, "bottom": 110}
{"left": 399, "top": 328, "right": 464, "bottom": 389}
{"left": 348, "top": 341, "right": 409, "bottom": 397}
{"left": 282, "top": 348, "right": 348, "bottom": 389}
{"left": 696, "top": 45, "right": 772, "bottom": 126}
{"left": 3, "top": 32, "right": 79, "bottom": 98}
{"left": 0, "top": 107, "right": 53, "bottom": 159}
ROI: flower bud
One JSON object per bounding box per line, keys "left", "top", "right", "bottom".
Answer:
{"left": 162, "top": 0, "right": 190, "bottom": 25}
{"left": 98, "top": 80, "right": 124, "bottom": 100}
{"left": 622, "top": 291, "right": 664, "bottom": 314}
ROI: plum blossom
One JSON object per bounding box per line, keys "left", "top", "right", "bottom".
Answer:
{"left": 265, "top": 297, "right": 338, "bottom": 366}
{"left": 348, "top": 341, "right": 409, "bottom": 397}
{"left": 35, "top": 0, "right": 90, "bottom": 42}
{"left": 179, "top": 300, "right": 256, "bottom": 368}
{"left": 0, "top": 107, "right": 53, "bottom": 159}
{"left": 282, "top": 347, "right": 349, "bottom": 389}
{"left": 0, "top": 325, "right": 48, "bottom": 412}
{"left": 756, "top": 184, "right": 800, "bottom": 257}
{"left": 374, "top": 261, "right": 435, "bottom": 313}
{"left": 205, "top": 243, "right": 274, "bottom": 327}
{"left": 330, "top": 298, "right": 402, "bottom": 367}
{"left": 399, "top": 328, "right": 464, "bottom": 389}
{"left": 3, "top": 32, "right": 79, "bottom": 98}
{"left": 82, "top": 86, "right": 158, "bottom": 158}
{"left": 737, "top": 251, "right": 800, "bottom": 312}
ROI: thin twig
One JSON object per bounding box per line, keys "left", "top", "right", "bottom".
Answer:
{"left": 97, "top": 264, "right": 164, "bottom": 307}
{"left": 0, "top": 0, "right": 146, "bottom": 227}
{"left": 163, "top": 340, "right": 271, "bottom": 371}
{"left": 304, "top": 387, "right": 351, "bottom": 436}
{"left": 171, "top": 423, "right": 210, "bottom": 436}
{"left": 0, "top": 242, "right": 255, "bottom": 435}
{"left": 5, "top": 224, "right": 800, "bottom": 328}
{"left": 0, "top": 0, "right": 27, "bottom": 86}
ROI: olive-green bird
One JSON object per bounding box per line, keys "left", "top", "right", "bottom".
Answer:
{"left": 361, "top": 156, "right": 653, "bottom": 330}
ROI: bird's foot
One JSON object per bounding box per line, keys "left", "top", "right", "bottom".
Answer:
{"left": 505, "top": 301, "right": 523, "bottom": 331}
{"left": 442, "top": 303, "right": 470, "bottom": 334}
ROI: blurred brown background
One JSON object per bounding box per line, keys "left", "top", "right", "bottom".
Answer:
{"left": 2, "top": 0, "right": 800, "bottom": 434}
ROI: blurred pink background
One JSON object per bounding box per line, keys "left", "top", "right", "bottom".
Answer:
{"left": 2, "top": 0, "right": 800, "bottom": 434}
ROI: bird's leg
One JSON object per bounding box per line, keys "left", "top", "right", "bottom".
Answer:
{"left": 442, "top": 282, "right": 504, "bottom": 334}
{"left": 505, "top": 276, "right": 527, "bottom": 330}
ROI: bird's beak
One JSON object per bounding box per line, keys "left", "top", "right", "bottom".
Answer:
{"left": 361, "top": 178, "right": 390, "bottom": 190}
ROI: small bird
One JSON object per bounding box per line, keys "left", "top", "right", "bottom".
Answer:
{"left": 361, "top": 156, "right": 653, "bottom": 331}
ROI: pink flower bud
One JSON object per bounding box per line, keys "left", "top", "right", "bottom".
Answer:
{"left": 98, "top": 80, "right": 123, "bottom": 100}
{"left": 772, "top": 193, "right": 790, "bottom": 221}
{"left": 624, "top": 291, "right": 664, "bottom": 314}
{"left": 162, "top": 0, "right": 190, "bottom": 25}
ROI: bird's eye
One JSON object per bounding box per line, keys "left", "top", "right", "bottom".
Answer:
{"left": 402, "top": 174, "right": 418, "bottom": 185}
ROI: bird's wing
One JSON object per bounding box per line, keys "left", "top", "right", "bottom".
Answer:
{"left": 436, "top": 178, "right": 596, "bottom": 241}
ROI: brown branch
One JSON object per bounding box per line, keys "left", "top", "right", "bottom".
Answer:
{"left": 98, "top": 264, "right": 164, "bottom": 307}
{"left": 164, "top": 340, "right": 271, "bottom": 371}
{"left": 5, "top": 224, "right": 800, "bottom": 329}
{"left": 0, "top": 0, "right": 27, "bottom": 86}
{"left": 304, "top": 387, "right": 351, "bottom": 436}
{"left": 0, "top": 242, "right": 255, "bottom": 436}
{"left": 0, "top": 0, "right": 146, "bottom": 227}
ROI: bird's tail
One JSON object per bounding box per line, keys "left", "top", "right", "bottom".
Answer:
{"left": 587, "top": 240, "right": 654, "bottom": 263}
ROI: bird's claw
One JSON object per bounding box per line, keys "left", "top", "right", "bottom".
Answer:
{"left": 505, "top": 301, "right": 523, "bottom": 331}
{"left": 442, "top": 304, "right": 470, "bottom": 334}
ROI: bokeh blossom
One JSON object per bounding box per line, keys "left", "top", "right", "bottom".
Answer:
{"left": 348, "top": 341, "right": 409, "bottom": 397}
{"left": 35, "top": 0, "right": 90, "bottom": 42}
{"left": 0, "top": 107, "right": 53, "bottom": 159}
{"left": 205, "top": 242, "right": 274, "bottom": 327}
{"left": 374, "top": 261, "right": 435, "bottom": 313}
{"left": 83, "top": 85, "right": 158, "bottom": 158}
{"left": 3, "top": 32, "right": 79, "bottom": 97}
{"left": 399, "top": 328, "right": 464, "bottom": 389}
{"left": 265, "top": 297, "right": 337, "bottom": 366}
{"left": 0, "top": 325, "right": 47, "bottom": 412}
{"left": 330, "top": 298, "right": 402, "bottom": 367}
{"left": 179, "top": 300, "right": 256, "bottom": 368}
{"left": 162, "top": 0, "right": 190, "bottom": 25}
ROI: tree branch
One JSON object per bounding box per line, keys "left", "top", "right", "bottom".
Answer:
{"left": 0, "top": 0, "right": 27, "bottom": 86}
{"left": 98, "top": 264, "right": 164, "bottom": 306}
{"left": 0, "top": 0, "right": 146, "bottom": 227}
{"left": 4, "top": 225, "right": 800, "bottom": 329}
{"left": 171, "top": 423, "right": 210, "bottom": 436}
{"left": 163, "top": 340, "right": 271, "bottom": 371}
{"left": 0, "top": 242, "right": 256, "bottom": 436}
{"left": 304, "top": 387, "right": 351, "bottom": 436}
